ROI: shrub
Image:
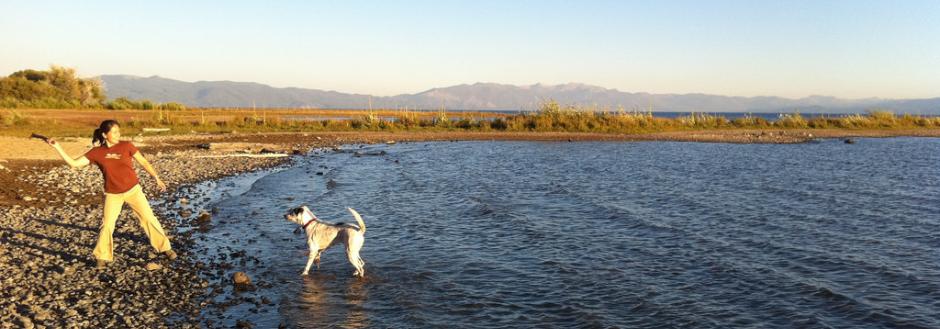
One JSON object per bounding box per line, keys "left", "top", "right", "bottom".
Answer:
{"left": 0, "top": 65, "right": 105, "bottom": 108}
{"left": 159, "top": 102, "right": 186, "bottom": 111}
{"left": 775, "top": 113, "right": 808, "bottom": 128}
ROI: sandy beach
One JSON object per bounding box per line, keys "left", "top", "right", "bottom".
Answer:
{"left": 2, "top": 129, "right": 939, "bottom": 327}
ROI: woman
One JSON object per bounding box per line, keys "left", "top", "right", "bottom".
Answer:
{"left": 47, "top": 120, "right": 176, "bottom": 268}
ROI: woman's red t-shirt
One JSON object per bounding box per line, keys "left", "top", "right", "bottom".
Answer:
{"left": 84, "top": 141, "right": 140, "bottom": 194}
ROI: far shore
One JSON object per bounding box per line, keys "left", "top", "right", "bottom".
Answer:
{"left": 3, "top": 128, "right": 940, "bottom": 160}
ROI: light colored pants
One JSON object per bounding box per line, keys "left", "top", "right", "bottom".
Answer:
{"left": 93, "top": 184, "right": 172, "bottom": 261}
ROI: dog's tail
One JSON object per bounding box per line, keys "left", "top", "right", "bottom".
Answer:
{"left": 347, "top": 207, "right": 366, "bottom": 234}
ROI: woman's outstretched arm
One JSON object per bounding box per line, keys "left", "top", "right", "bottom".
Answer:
{"left": 47, "top": 139, "right": 90, "bottom": 169}
{"left": 132, "top": 151, "right": 167, "bottom": 192}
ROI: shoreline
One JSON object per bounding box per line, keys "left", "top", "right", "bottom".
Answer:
{"left": 2, "top": 131, "right": 939, "bottom": 327}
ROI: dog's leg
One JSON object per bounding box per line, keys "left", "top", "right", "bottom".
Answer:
{"left": 303, "top": 242, "right": 319, "bottom": 276}
{"left": 346, "top": 249, "right": 364, "bottom": 278}
{"left": 347, "top": 235, "right": 366, "bottom": 278}
{"left": 314, "top": 250, "right": 322, "bottom": 270}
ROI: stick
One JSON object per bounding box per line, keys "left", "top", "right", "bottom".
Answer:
{"left": 30, "top": 133, "right": 50, "bottom": 143}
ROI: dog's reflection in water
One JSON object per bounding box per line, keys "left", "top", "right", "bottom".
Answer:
{"left": 295, "top": 273, "right": 370, "bottom": 329}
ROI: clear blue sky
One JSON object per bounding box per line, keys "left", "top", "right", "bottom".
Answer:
{"left": 1, "top": 0, "right": 938, "bottom": 99}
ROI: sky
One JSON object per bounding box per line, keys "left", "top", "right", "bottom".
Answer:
{"left": 1, "top": 0, "right": 938, "bottom": 99}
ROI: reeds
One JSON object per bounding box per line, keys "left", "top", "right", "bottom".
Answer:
{"left": 1, "top": 105, "right": 939, "bottom": 137}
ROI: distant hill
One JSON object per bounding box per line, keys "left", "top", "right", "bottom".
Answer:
{"left": 100, "top": 75, "right": 940, "bottom": 113}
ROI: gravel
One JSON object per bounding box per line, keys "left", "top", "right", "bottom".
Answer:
{"left": 0, "top": 141, "right": 307, "bottom": 328}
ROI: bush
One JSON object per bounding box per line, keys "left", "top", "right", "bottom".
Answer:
{"left": 106, "top": 97, "right": 138, "bottom": 110}
{"left": 0, "top": 65, "right": 104, "bottom": 108}
{"left": 159, "top": 102, "right": 186, "bottom": 111}
{"left": 0, "top": 110, "right": 30, "bottom": 126}
{"left": 775, "top": 113, "right": 808, "bottom": 128}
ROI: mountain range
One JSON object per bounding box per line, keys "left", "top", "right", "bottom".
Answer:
{"left": 99, "top": 75, "right": 940, "bottom": 113}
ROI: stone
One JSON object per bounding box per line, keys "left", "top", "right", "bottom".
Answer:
{"left": 232, "top": 272, "right": 251, "bottom": 285}
{"left": 145, "top": 263, "right": 162, "bottom": 271}
{"left": 16, "top": 316, "right": 33, "bottom": 329}
{"left": 197, "top": 212, "right": 212, "bottom": 223}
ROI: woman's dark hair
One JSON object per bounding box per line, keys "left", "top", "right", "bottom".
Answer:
{"left": 92, "top": 120, "right": 119, "bottom": 146}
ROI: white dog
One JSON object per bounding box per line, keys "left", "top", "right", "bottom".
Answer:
{"left": 284, "top": 206, "right": 367, "bottom": 277}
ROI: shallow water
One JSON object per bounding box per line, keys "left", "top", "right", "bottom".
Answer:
{"left": 194, "top": 138, "right": 940, "bottom": 328}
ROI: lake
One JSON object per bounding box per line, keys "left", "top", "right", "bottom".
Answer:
{"left": 190, "top": 138, "right": 940, "bottom": 328}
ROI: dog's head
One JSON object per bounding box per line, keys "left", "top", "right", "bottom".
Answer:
{"left": 284, "top": 206, "right": 312, "bottom": 225}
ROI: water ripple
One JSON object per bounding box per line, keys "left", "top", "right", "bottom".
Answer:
{"left": 200, "top": 139, "right": 940, "bottom": 328}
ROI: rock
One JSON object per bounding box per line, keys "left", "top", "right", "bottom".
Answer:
{"left": 145, "top": 263, "right": 162, "bottom": 271}
{"left": 16, "top": 316, "right": 33, "bottom": 329}
{"left": 361, "top": 150, "right": 387, "bottom": 156}
{"left": 326, "top": 179, "right": 337, "bottom": 189}
{"left": 179, "top": 209, "right": 193, "bottom": 218}
{"left": 236, "top": 320, "right": 253, "bottom": 328}
{"left": 21, "top": 196, "right": 35, "bottom": 202}
{"left": 844, "top": 138, "right": 856, "bottom": 144}
{"left": 98, "top": 273, "right": 115, "bottom": 283}
{"left": 197, "top": 212, "right": 211, "bottom": 224}
{"left": 32, "top": 307, "right": 52, "bottom": 321}
{"left": 179, "top": 197, "right": 189, "bottom": 204}
{"left": 233, "top": 272, "right": 251, "bottom": 285}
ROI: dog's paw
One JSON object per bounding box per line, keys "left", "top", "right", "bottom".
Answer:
{"left": 301, "top": 272, "right": 309, "bottom": 276}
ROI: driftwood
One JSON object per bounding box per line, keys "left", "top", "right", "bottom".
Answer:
{"left": 195, "top": 142, "right": 283, "bottom": 152}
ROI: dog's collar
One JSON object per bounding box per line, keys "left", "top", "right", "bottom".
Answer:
{"left": 301, "top": 209, "right": 319, "bottom": 230}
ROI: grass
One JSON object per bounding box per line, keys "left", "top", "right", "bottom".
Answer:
{"left": 1, "top": 104, "right": 939, "bottom": 138}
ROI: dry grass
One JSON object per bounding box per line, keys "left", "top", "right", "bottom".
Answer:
{"left": 2, "top": 105, "right": 939, "bottom": 138}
